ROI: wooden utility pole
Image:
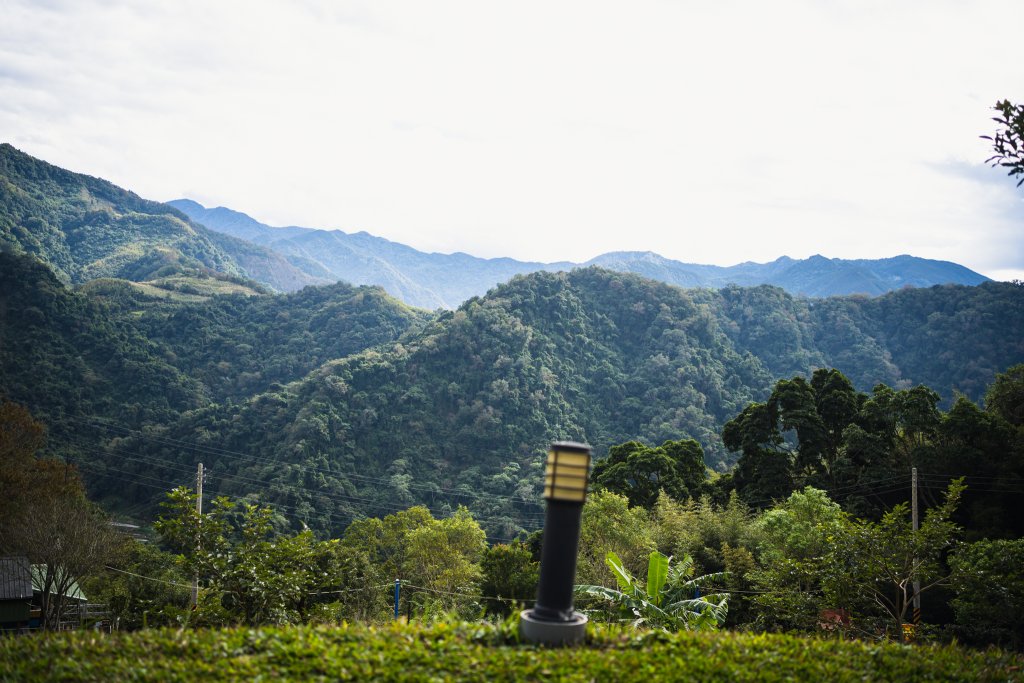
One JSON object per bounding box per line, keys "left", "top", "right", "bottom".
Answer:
{"left": 191, "top": 462, "right": 204, "bottom": 609}
{"left": 911, "top": 467, "right": 921, "bottom": 625}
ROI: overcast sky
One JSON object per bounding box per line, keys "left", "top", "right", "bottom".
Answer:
{"left": 2, "top": 1, "right": 1022, "bottom": 280}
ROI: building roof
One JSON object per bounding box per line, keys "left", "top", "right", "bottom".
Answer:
{"left": 31, "top": 565, "right": 87, "bottom": 602}
{"left": 0, "top": 556, "right": 33, "bottom": 601}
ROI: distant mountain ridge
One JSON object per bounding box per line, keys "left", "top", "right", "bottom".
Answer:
{"left": 170, "top": 199, "right": 990, "bottom": 308}
{"left": 0, "top": 144, "right": 324, "bottom": 292}
{"left": 0, "top": 142, "right": 990, "bottom": 308}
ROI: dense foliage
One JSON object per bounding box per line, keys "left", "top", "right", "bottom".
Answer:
{"left": 1, "top": 622, "right": 1021, "bottom": 682}
{"left": 722, "top": 366, "right": 1024, "bottom": 539}
{"left": 4, "top": 394, "right": 1024, "bottom": 646}
{"left": 0, "top": 253, "right": 206, "bottom": 442}
{"left": 4, "top": 251, "right": 1024, "bottom": 538}
{"left": 0, "top": 143, "right": 317, "bottom": 291}
{"left": 86, "top": 275, "right": 431, "bottom": 402}
{"left": 983, "top": 99, "right": 1024, "bottom": 187}
{"left": 113, "top": 271, "right": 1023, "bottom": 537}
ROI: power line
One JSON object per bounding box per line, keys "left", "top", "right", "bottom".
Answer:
{"left": 77, "top": 460, "right": 542, "bottom": 542}
{"left": 104, "top": 565, "right": 192, "bottom": 589}
{"left": 71, "top": 416, "right": 546, "bottom": 510}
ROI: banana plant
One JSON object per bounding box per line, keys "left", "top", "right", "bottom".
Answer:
{"left": 575, "top": 550, "right": 728, "bottom": 631}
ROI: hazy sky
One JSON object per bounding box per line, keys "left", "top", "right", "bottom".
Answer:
{"left": 2, "top": 1, "right": 1022, "bottom": 279}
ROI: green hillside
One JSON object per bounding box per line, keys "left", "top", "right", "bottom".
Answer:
{"left": 90, "top": 269, "right": 1024, "bottom": 538}
{"left": 4, "top": 239, "right": 1023, "bottom": 538}
{"left": 0, "top": 143, "right": 320, "bottom": 291}
{"left": 0, "top": 252, "right": 428, "bottom": 506}
{"left": 85, "top": 275, "right": 432, "bottom": 402}
{"left": 0, "top": 253, "right": 206, "bottom": 437}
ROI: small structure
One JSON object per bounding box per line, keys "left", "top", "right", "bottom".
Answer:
{"left": 32, "top": 565, "right": 89, "bottom": 630}
{"left": 0, "top": 556, "right": 34, "bottom": 632}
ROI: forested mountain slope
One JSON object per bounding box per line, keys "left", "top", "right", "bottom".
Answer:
{"left": 0, "top": 253, "right": 207, "bottom": 445}
{"left": 90, "top": 269, "right": 1024, "bottom": 538}
{"left": 85, "top": 276, "right": 431, "bottom": 402}
{"left": 0, "top": 144, "right": 321, "bottom": 292}
{"left": 0, "top": 252, "right": 428, "bottom": 498}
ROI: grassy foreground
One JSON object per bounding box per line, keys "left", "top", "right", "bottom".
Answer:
{"left": 1, "top": 621, "right": 1021, "bottom": 682}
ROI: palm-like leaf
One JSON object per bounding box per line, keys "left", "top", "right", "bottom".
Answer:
{"left": 574, "top": 551, "right": 730, "bottom": 631}
{"left": 605, "top": 551, "right": 635, "bottom": 594}
{"left": 646, "top": 551, "right": 668, "bottom": 604}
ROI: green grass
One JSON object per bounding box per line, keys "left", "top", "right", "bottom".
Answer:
{"left": 1, "top": 622, "right": 1020, "bottom": 682}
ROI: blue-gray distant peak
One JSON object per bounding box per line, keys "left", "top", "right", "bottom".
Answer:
{"left": 169, "top": 198, "right": 991, "bottom": 309}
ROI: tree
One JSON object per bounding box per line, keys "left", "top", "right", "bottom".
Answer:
{"left": 748, "top": 487, "right": 848, "bottom": 631}
{"left": 591, "top": 438, "right": 707, "bottom": 509}
{"left": 340, "top": 505, "right": 435, "bottom": 584}
{"left": 480, "top": 541, "right": 539, "bottom": 617}
{"left": 83, "top": 540, "right": 190, "bottom": 630}
{"left": 722, "top": 402, "right": 794, "bottom": 505}
{"left": 575, "top": 550, "right": 728, "bottom": 631}
{"left": 20, "top": 493, "right": 125, "bottom": 629}
{"left": 340, "top": 505, "right": 486, "bottom": 618}
{"left": 575, "top": 490, "right": 656, "bottom": 587}
{"left": 0, "top": 401, "right": 124, "bottom": 629}
{"left": 652, "top": 491, "right": 761, "bottom": 576}
{"left": 983, "top": 100, "right": 1024, "bottom": 187}
{"left": 823, "top": 479, "right": 966, "bottom": 640}
{"left": 984, "top": 363, "right": 1024, "bottom": 426}
{"left": 0, "top": 400, "right": 47, "bottom": 550}
{"left": 154, "top": 487, "right": 341, "bottom": 626}
{"left": 217, "top": 506, "right": 332, "bottom": 625}
{"left": 949, "top": 538, "right": 1024, "bottom": 648}
{"left": 403, "top": 507, "right": 486, "bottom": 615}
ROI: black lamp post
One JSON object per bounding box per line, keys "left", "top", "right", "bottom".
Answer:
{"left": 520, "top": 441, "right": 592, "bottom": 645}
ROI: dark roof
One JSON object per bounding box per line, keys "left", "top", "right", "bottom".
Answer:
{"left": 0, "top": 557, "right": 33, "bottom": 601}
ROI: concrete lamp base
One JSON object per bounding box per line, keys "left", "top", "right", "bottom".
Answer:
{"left": 519, "top": 610, "right": 588, "bottom": 646}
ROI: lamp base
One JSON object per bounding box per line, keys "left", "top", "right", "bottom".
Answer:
{"left": 519, "top": 609, "right": 588, "bottom": 646}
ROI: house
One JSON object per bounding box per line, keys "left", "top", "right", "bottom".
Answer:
{"left": 31, "top": 565, "right": 89, "bottom": 630}
{"left": 0, "top": 556, "right": 33, "bottom": 631}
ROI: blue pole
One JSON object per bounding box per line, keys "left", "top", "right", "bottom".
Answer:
{"left": 394, "top": 579, "right": 400, "bottom": 620}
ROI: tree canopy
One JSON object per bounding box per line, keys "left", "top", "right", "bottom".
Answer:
{"left": 983, "top": 99, "right": 1024, "bottom": 188}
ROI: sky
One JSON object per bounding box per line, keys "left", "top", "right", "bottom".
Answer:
{"left": 2, "top": 1, "right": 1022, "bottom": 280}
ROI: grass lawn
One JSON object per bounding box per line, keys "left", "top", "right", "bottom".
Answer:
{"left": 1, "top": 621, "right": 1021, "bottom": 682}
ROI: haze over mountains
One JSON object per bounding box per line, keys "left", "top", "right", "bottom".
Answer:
{"left": 1, "top": 142, "right": 1023, "bottom": 537}
{"left": 170, "top": 198, "right": 989, "bottom": 309}
{"left": 0, "top": 142, "right": 991, "bottom": 311}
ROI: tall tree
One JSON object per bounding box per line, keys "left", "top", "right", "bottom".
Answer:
{"left": 823, "top": 479, "right": 966, "bottom": 640}
{"left": 0, "top": 400, "right": 124, "bottom": 629}
{"left": 592, "top": 438, "right": 706, "bottom": 509}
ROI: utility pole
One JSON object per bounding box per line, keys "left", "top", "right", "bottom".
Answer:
{"left": 191, "top": 462, "right": 204, "bottom": 609}
{"left": 911, "top": 467, "right": 921, "bottom": 625}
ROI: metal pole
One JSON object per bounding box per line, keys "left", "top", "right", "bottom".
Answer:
{"left": 191, "top": 462, "right": 203, "bottom": 609}
{"left": 393, "top": 579, "right": 401, "bottom": 620}
{"left": 520, "top": 441, "right": 592, "bottom": 645}
{"left": 911, "top": 467, "right": 921, "bottom": 625}
{"left": 531, "top": 500, "right": 584, "bottom": 621}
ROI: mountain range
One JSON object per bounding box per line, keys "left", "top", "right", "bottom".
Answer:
{"left": 4, "top": 243, "right": 1022, "bottom": 536}
{"left": 0, "top": 142, "right": 992, "bottom": 310}
{"left": 170, "top": 198, "right": 989, "bottom": 308}
{"left": 3, "top": 142, "right": 1022, "bottom": 537}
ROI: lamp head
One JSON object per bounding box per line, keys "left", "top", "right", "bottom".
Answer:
{"left": 544, "top": 441, "right": 592, "bottom": 503}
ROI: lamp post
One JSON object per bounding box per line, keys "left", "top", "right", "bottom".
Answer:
{"left": 520, "top": 441, "right": 592, "bottom": 645}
